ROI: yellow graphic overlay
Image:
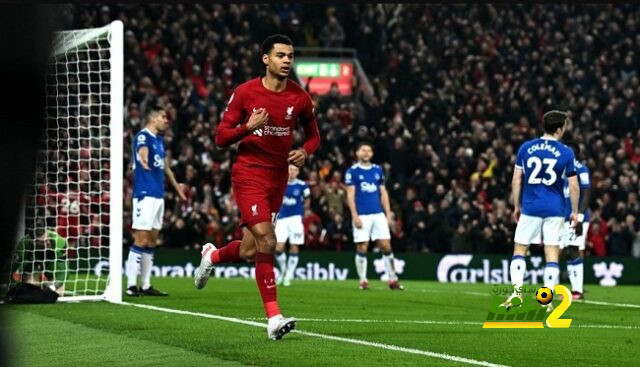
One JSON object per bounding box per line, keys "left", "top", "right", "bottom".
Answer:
{"left": 482, "top": 322, "right": 544, "bottom": 328}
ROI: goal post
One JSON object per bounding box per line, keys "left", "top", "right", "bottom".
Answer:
{"left": 7, "top": 21, "right": 123, "bottom": 303}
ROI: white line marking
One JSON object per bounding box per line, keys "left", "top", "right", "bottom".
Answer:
{"left": 418, "top": 289, "right": 640, "bottom": 308}
{"left": 242, "top": 317, "right": 639, "bottom": 330}
{"left": 582, "top": 300, "right": 640, "bottom": 309}
{"left": 120, "top": 302, "right": 508, "bottom": 367}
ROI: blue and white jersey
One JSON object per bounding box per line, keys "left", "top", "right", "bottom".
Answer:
{"left": 278, "top": 179, "right": 310, "bottom": 219}
{"left": 563, "top": 160, "right": 591, "bottom": 222}
{"left": 132, "top": 128, "right": 165, "bottom": 199}
{"left": 345, "top": 163, "right": 385, "bottom": 215}
{"left": 515, "top": 137, "right": 576, "bottom": 217}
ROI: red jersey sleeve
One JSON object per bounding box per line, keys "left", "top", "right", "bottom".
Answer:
{"left": 215, "top": 87, "right": 252, "bottom": 147}
{"left": 299, "top": 95, "right": 320, "bottom": 156}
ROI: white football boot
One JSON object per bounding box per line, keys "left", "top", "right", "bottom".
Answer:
{"left": 267, "top": 315, "right": 297, "bottom": 340}
{"left": 194, "top": 243, "right": 216, "bottom": 289}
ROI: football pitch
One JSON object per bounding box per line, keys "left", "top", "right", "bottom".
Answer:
{"left": 6, "top": 278, "right": 640, "bottom": 366}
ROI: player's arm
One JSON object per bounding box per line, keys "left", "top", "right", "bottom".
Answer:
{"left": 215, "top": 89, "right": 268, "bottom": 147}
{"left": 379, "top": 185, "right": 393, "bottom": 225}
{"left": 346, "top": 186, "right": 361, "bottom": 228}
{"left": 138, "top": 146, "right": 150, "bottom": 170}
{"left": 164, "top": 157, "right": 187, "bottom": 201}
{"left": 511, "top": 167, "right": 523, "bottom": 223}
{"left": 289, "top": 98, "right": 321, "bottom": 167}
{"left": 574, "top": 186, "right": 590, "bottom": 236}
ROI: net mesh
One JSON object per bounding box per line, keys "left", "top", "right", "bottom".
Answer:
{"left": 9, "top": 26, "right": 115, "bottom": 298}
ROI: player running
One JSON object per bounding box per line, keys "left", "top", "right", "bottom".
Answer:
{"left": 561, "top": 141, "right": 590, "bottom": 301}
{"left": 275, "top": 164, "right": 310, "bottom": 287}
{"left": 504, "top": 110, "right": 579, "bottom": 311}
{"left": 194, "top": 34, "right": 320, "bottom": 340}
{"left": 345, "top": 142, "right": 403, "bottom": 291}
{"left": 125, "top": 105, "right": 187, "bottom": 297}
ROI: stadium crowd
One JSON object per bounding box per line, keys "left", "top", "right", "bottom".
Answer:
{"left": 65, "top": 4, "right": 640, "bottom": 257}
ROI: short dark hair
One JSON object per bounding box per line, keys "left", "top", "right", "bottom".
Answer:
{"left": 542, "top": 110, "right": 568, "bottom": 134}
{"left": 356, "top": 141, "right": 374, "bottom": 151}
{"left": 261, "top": 34, "right": 293, "bottom": 55}
{"left": 146, "top": 105, "right": 165, "bottom": 122}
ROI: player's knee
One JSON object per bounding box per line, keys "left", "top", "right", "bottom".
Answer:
{"left": 378, "top": 240, "right": 391, "bottom": 253}
{"left": 356, "top": 243, "right": 368, "bottom": 253}
{"left": 240, "top": 246, "right": 256, "bottom": 261}
{"left": 289, "top": 245, "right": 299, "bottom": 254}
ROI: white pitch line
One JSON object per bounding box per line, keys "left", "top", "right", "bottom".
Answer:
{"left": 120, "top": 302, "right": 509, "bottom": 367}
{"left": 418, "top": 289, "right": 640, "bottom": 308}
{"left": 242, "top": 317, "right": 639, "bottom": 330}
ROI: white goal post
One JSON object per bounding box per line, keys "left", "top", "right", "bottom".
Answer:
{"left": 8, "top": 21, "right": 123, "bottom": 303}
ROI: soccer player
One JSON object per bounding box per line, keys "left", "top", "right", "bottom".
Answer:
{"left": 275, "top": 164, "right": 310, "bottom": 287}
{"left": 505, "top": 110, "right": 579, "bottom": 311}
{"left": 125, "top": 105, "right": 187, "bottom": 297}
{"left": 561, "top": 141, "right": 590, "bottom": 301}
{"left": 345, "top": 142, "right": 403, "bottom": 291}
{"left": 13, "top": 221, "right": 68, "bottom": 296}
{"left": 194, "top": 34, "right": 320, "bottom": 340}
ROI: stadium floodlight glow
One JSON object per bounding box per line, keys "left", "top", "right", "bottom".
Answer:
{"left": 9, "top": 21, "right": 123, "bottom": 303}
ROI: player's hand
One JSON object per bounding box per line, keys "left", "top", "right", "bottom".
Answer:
{"left": 246, "top": 108, "right": 268, "bottom": 131}
{"left": 387, "top": 215, "right": 396, "bottom": 232}
{"left": 288, "top": 149, "right": 308, "bottom": 167}
{"left": 177, "top": 183, "right": 188, "bottom": 201}
{"left": 513, "top": 207, "right": 521, "bottom": 223}
{"left": 353, "top": 216, "right": 363, "bottom": 229}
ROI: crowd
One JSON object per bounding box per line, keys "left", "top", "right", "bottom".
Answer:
{"left": 62, "top": 4, "right": 640, "bottom": 257}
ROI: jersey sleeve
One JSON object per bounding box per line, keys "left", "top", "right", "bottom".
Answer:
{"left": 578, "top": 166, "right": 591, "bottom": 189}
{"left": 135, "top": 133, "right": 148, "bottom": 152}
{"left": 564, "top": 149, "right": 577, "bottom": 177}
{"left": 303, "top": 183, "right": 311, "bottom": 198}
{"left": 215, "top": 87, "right": 251, "bottom": 147}
{"left": 345, "top": 168, "right": 355, "bottom": 186}
{"left": 515, "top": 144, "right": 525, "bottom": 170}
{"left": 378, "top": 166, "right": 386, "bottom": 186}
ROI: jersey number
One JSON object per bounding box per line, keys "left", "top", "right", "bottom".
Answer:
{"left": 527, "top": 157, "right": 557, "bottom": 185}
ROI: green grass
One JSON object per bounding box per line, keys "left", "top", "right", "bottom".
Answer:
{"left": 5, "top": 278, "right": 640, "bottom": 366}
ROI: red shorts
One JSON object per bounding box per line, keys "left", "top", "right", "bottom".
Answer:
{"left": 232, "top": 164, "right": 287, "bottom": 229}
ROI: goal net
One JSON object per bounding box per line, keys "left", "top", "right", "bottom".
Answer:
{"left": 7, "top": 21, "right": 123, "bottom": 302}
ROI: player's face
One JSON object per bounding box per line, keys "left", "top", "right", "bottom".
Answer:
{"left": 154, "top": 111, "right": 169, "bottom": 132}
{"left": 263, "top": 43, "right": 294, "bottom": 80}
{"left": 288, "top": 164, "right": 299, "bottom": 180}
{"left": 356, "top": 145, "right": 373, "bottom": 163}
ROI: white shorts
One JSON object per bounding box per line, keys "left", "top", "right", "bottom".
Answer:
{"left": 275, "top": 215, "right": 305, "bottom": 245}
{"left": 560, "top": 221, "right": 590, "bottom": 250}
{"left": 514, "top": 214, "right": 564, "bottom": 245}
{"left": 132, "top": 197, "right": 164, "bottom": 231}
{"left": 353, "top": 212, "right": 391, "bottom": 243}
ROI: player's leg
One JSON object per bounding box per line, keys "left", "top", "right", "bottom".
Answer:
{"left": 505, "top": 214, "right": 541, "bottom": 307}
{"left": 283, "top": 244, "right": 299, "bottom": 286}
{"left": 139, "top": 198, "right": 167, "bottom": 296}
{"left": 541, "top": 217, "right": 565, "bottom": 310}
{"left": 568, "top": 223, "right": 588, "bottom": 299}
{"left": 283, "top": 215, "right": 304, "bottom": 286}
{"left": 353, "top": 214, "right": 372, "bottom": 289}
{"left": 372, "top": 213, "right": 402, "bottom": 290}
{"left": 127, "top": 197, "right": 152, "bottom": 296}
{"left": 274, "top": 217, "right": 289, "bottom": 284}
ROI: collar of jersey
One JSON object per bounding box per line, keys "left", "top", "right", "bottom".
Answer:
{"left": 539, "top": 135, "right": 557, "bottom": 141}
{"left": 143, "top": 128, "right": 157, "bottom": 137}
{"left": 356, "top": 163, "right": 374, "bottom": 170}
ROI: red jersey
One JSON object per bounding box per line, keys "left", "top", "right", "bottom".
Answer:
{"left": 215, "top": 77, "right": 320, "bottom": 172}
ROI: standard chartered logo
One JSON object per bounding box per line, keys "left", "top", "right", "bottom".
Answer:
{"left": 360, "top": 182, "right": 378, "bottom": 193}
{"left": 282, "top": 197, "right": 297, "bottom": 206}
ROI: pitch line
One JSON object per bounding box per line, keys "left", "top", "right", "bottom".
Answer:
{"left": 120, "top": 302, "right": 509, "bottom": 367}
{"left": 242, "top": 317, "right": 639, "bottom": 330}
{"left": 418, "top": 289, "right": 640, "bottom": 308}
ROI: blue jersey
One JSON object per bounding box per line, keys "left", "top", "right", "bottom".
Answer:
{"left": 132, "top": 128, "right": 165, "bottom": 199}
{"left": 345, "top": 163, "right": 385, "bottom": 215}
{"left": 515, "top": 137, "right": 576, "bottom": 217}
{"left": 278, "top": 179, "right": 310, "bottom": 219}
{"left": 564, "top": 160, "right": 591, "bottom": 222}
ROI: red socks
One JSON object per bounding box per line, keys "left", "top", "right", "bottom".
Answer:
{"left": 255, "top": 252, "right": 280, "bottom": 318}
{"left": 210, "top": 240, "right": 242, "bottom": 264}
